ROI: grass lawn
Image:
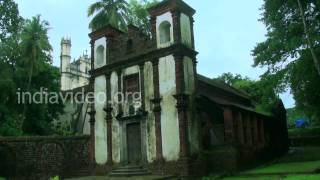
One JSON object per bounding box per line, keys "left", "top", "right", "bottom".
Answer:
{"left": 205, "top": 146, "right": 320, "bottom": 180}
{"left": 223, "top": 174, "right": 320, "bottom": 180}
{"left": 243, "top": 160, "right": 320, "bottom": 174}
{"left": 288, "top": 127, "right": 320, "bottom": 137}
{"left": 279, "top": 147, "right": 320, "bottom": 163}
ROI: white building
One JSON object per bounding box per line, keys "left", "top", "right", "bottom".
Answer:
{"left": 60, "top": 38, "right": 91, "bottom": 91}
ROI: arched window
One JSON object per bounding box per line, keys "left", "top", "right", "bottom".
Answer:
{"left": 96, "top": 45, "right": 105, "bottom": 66}
{"left": 159, "top": 21, "right": 171, "bottom": 44}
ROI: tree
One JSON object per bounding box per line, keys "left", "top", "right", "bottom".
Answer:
{"left": 88, "top": 0, "right": 158, "bottom": 33}
{"left": 296, "top": 0, "right": 320, "bottom": 77}
{"left": 88, "top": 0, "right": 131, "bottom": 31}
{"left": 252, "top": 0, "right": 320, "bottom": 123}
{"left": 215, "top": 73, "right": 278, "bottom": 113}
{"left": 19, "top": 15, "right": 53, "bottom": 131}
{"left": 128, "top": 0, "right": 158, "bottom": 35}
{"left": 0, "top": 2, "right": 64, "bottom": 135}
{"left": 0, "top": 0, "right": 23, "bottom": 136}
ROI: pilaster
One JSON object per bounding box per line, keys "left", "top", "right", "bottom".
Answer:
{"left": 104, "top": 73, "right": 113, "bottom": 165}
{"left": 172, "top": 10, "right": 182, "bottom": 44}
{"left": 151, "top": 59, "right": 163, "bottom": 162}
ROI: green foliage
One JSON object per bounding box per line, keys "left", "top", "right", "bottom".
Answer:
{"left": 0, "top": 0, "right": 64, "bottom": 136}
{"left": 245, "top": 160, "right": 320, "bottom": 174}
{"left": 253, "top": 0, "right": 320, "bottom": 123}
{"left": 88, "top": 0, "right": 131, "bottom": 31}
{"left": 286, "top": 107, "right": 308, "bottom": 126}
{"left": 50, "top": 176, "right": 60, "bottom": 180}
{"left": 288, "top": 127, "right": 320, "bottom": 137}
{"left": 128, "top": 0, "right": 158, "bottom": 35}
{"left": 88, "top": 0, "right": 158, "bottom": 33}
{"left": 214, "top": 73, "right": 278, "bottom": 113}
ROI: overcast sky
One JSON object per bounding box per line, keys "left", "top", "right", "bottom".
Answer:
{"left": 14, "top": 0, "right": 295, "bottom": 108}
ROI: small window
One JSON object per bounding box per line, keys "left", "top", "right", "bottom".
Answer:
{"left": 159, "top": 21, "right": 171, "bottom": 44}
{"left": 124, "top": 74, "right": 140, "bottom": 93}
{"left": 127, "top": 39, "right": 133, "bottom": 52}
{"left": 96, "top": 45, "right": 105, "bottom": 66}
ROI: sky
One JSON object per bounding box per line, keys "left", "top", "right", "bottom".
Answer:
{"left": 14, "top": 0, "right": 295, "bottom": 108}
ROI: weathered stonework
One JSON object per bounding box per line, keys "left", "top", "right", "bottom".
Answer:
{"left": 84, "top": 0, "right": 289, "bottom": 177}
{"left": 0, "top": 136, "right": 92, "bottom": 179}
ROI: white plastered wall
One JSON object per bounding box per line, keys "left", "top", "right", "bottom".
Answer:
{"left": 94, "top": 75, "right": 108, "bottom": 164}
{"left": 159, "top": 55, "right": 180, "bottom": 161}
{"left": 180, "top": 13, "right": 192, "bottom": 49}
{"left": 110, "top": 71, "right": 121, "bottom": 163}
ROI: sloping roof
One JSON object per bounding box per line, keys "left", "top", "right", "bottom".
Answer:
{"left": 197, "top": 95, "right": 273, "bottom": 117}
{"left": 197, "top": 74, "right": 250, "bottom": 99}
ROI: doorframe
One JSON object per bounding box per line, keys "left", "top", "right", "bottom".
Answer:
{"left": 118, "top": 115, "right": 147, "bottom": 166}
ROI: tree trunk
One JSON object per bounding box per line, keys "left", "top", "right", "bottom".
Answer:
{"left": 21, "top": 48, "right": 36, "bottom": 131}
{"left": 297, "top": 0, "right": 320, "bottom": 77}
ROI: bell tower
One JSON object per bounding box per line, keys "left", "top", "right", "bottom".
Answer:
{"left": 148, "top": 0, "right": 196, "bottom": 49}
{"left": 60, "top": 38, "right": 71, "bottom": 91}
{"left": 148, "top": 0, "right": 199, "bottom": 176}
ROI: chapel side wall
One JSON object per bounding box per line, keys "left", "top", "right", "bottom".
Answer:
{"left": 159, "top": 55, "right": 180, "bottom": 161}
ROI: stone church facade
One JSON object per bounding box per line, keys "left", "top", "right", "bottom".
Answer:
{"left": 60, "top": 38, "right": 91, "bottom": 91}
{"left": 85, "top": 0, "right": 289, "bottom": 176}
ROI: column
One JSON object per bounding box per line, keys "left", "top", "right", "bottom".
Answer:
{"left": 173, "top": 53, "right": 189, "bottom": 158}
{"left": 223, "top": 107, "right": 235, "bottom": 144}
{"left": 116, "top": 69, "right": 123, "bottom": 117}
{"left": 151, "top": 59, "right": 163, "bottom": 161}
{"left": 236, "top": 112, "right": 245, "bottom": 145}
{"left": 150, "top": 16, "right": 157, "bottom": 46}
{"left": 90, "top": 40, "right": 95, "bottom": 70}
{"left": 88, "top": 77, "right": 96, "bottom": 164}
{"left": 172, "top": 10, "right": 181, "bottom": 44}
{"left": 190, "top": 16, "right": 195, "bottom": 50}
{"left": 245, "top": 114, "right": 253, "bottom": 146}
{"left": 260, "top": 118, "right": 265, "bottom": 146}
{"left": 253, "top": 116, "right": 259, "bottom": 146}
{"left": 104, "top": 73, "right": 113, "bottom": 165}
{"left": 139, "top": 63, "right": 146, "bottom": 110}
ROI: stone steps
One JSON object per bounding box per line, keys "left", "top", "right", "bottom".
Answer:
{"left": 109, "top": 165, "right": 150, "bottom": 177}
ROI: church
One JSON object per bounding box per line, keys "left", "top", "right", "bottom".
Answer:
{"left": 62, "top": 0, "right": 289, "bottom": 176}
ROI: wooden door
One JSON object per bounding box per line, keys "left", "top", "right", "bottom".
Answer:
{"left": 126, "top": 123, "right": 142, "bottom": 165}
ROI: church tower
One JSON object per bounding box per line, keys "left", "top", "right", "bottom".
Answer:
{"left": 149, "top": 0, "right": 195, "bottom": 50}
{"left": 148, "top": 0, "right": 198, "bottom": 175}
{"left": 60, "top": 38, "right": 71, "bottom": 91}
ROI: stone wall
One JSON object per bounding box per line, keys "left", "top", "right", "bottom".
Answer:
{"left": 0, "top": 135, "right": 92, "bottom": 179}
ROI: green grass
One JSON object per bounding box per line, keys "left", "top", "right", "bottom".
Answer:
{"left": 285, "top": 175, "right": 320, "bottom": 180}
{"left": 279, "top": 147, "right": 320, "bottom": 163}
{"left": 223, "top": 174, "right": 320, "bottom": 180}
{"left": 244, "top": 160, "right": 320, "bottom": 174}
{"left": 217, "top": 146, "right": 320, "bottom": 180}
{"left": 288, "top": 127, "right": 320, "bottom": 137}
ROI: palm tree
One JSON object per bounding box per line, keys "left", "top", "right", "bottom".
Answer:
{"left": 20, "top": 15, "right": 52, "bottom": 130}
{"left": 88, "top": 0, "right": 131, "bottom": 31}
